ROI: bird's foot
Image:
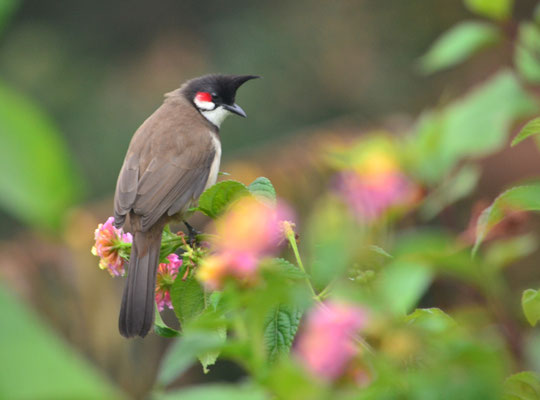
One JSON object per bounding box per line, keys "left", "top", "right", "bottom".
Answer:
{"left": 184, "top": 221, "right": 201, "bottom": 246}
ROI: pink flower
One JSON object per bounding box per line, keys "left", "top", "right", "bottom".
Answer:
{"left": 215, "top": 196, "right": 293, "bottom": 256}
{"left": 296, "top": 301, "right": 368, "bottom": 381}
{"left": 155, "top": 253, "right": 182, "bottom": 311}
{"left": 328, "top": 138, "right": 420, "bottom": 222}
{"left": 197, "top": 251, "right": 260, "bottom": 290}
{"left": 91, "top": 217, "right": 132, "bottom": 277}
{"left": 197, "top": 196, "right": 294, "bottom": 289}
{"left": 336, "top": 170, "right": 417, "bottom": 221}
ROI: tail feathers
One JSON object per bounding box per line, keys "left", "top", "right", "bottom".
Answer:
{"left": 119, "top": 230, "right": 161, "bottom": 338}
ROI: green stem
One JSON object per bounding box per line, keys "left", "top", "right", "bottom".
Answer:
{"left": 285, "top": 230, "right": 317, "bottom": 298}
{"left": 315, "top": 282, "right": 333, "bottom": 301}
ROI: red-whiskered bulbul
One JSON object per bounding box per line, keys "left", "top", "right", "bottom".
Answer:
{"left": 113, "top": 74, "right": 259, "bottom": 338}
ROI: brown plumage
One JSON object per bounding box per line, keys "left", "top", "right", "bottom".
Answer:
{"left": 113, "top": 74, "right": 258, "bottom": 338}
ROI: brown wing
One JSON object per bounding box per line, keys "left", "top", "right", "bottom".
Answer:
{"left": 114, "top": 96, "right": 217, "bottom": 231}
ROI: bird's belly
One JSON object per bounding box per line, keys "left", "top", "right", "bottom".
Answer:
{"left": 204, "top": 132, "right": 222, "bottom": 190}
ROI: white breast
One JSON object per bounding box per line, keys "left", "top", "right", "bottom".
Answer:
{"left": 205, "top": 132, "right": 221, "bottom": 190}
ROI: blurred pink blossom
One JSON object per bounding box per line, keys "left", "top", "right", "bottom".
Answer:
{"left": 91, "top": 216, "right": 132, "bottom": 277}
{"left": 198, "top": 196, "right": 294, "bottom": 289}
{"left": 296, "top": 301, "right": 368, "bottom": 381}
{"left": 155, "top": 253, "right": 182, "bottom": 311}
{"left": 336, "top": 170, "right": 418, "bottom": 221}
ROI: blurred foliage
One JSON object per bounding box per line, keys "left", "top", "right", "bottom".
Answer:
{"left": 419, "top": 21, "right": 501, "bottom": 74}
{"left": 0, "top": 284, "right": 124, "bottom": 399}
{"left": 5, "top": 0, "right": 540, "bottom": 399}
{"left": 464, "top": 0, "right": 514, "bottom": 21}
{"left": 0, "top": 80, "right": 82, "bottom": 231}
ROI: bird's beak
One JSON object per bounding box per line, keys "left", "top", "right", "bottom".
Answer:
{"left": 223, "top": 103, "right": 247, "bottom": 118}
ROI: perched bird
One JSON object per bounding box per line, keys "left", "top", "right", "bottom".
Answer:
{"left": 113, "top": 74, "right": 259, "bottom": 338}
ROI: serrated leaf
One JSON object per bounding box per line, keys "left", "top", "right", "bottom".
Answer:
{"left": 464, "top": 0, "right": 513, "bottom": 21}
{"left": 158, "top": 332, "right": 225, "bottom": 386}
{"left": 522, "top": 289, "right": 540, "bottom": 327}
{"left": 197, "top": 180, "right": 249, "bottom": 218}
{"left": 197, "top": 324, "right": 226, "bottom": 373}
{"left": 419, "top": 21, "right": 501, "bottom": 74}
{"left": 264, "top": 304, "right": 302, "bottom": 362}
{"left": 248, "top": 176, "right": 276, "bottom": 204}
{"left": 170, "top": 276, "right": 206, "bottom": 325}
{"left": 503, "top": 371, "right": 540, "bottom": 400}
{"left": 512, "top": 117, "right": 540, "bottom": 147}
{"left": 268, "top": 258, "right": 307, "bottom": 280}
{"left": 473, "top": 184, "right": 540, "bottom": 254}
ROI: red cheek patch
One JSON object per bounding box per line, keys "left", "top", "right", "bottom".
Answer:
{"left": 196, "top": 92, "right": 212, "bottom": 103}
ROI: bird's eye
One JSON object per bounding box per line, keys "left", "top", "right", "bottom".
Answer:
{"left": 211, "top": 92, "right": 221, "bottom": 102}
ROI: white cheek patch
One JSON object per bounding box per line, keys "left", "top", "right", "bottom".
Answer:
{"left": 201, "top": 106, "right": 231, "bottom": 127}
{"left": 194, "top": 97, "right": 215, "bottom": 111}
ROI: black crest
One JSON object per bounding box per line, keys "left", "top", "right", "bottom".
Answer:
{"left": 181, "top": 74, "right": 260, "bottom": 105}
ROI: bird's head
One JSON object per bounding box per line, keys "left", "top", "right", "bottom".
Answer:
{"left": 182, "top": 74, "right": 260, "bottom": 128}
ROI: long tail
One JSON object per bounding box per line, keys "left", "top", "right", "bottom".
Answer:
{"left": 119, "top": 228, "right": 161, "bottom": 338}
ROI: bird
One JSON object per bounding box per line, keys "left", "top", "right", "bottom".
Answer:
{"left": 113, "top": 74, "right": 259, "bottom": 338}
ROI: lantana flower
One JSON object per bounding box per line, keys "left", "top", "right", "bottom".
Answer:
{"left": 296, "top": 301, "right": 368, "bottom": 382}
{"left": 197, "top": 196, "right": 293, "bottom": 289}
{"left": 91, "top": 216, "right": 132, "bottom": 277}
{"left": 335, "top": 168, "right": 417, "bottom": 221}
{"left": 155, "top": 253, "right": 183, "bottom": 311}
{"left": 330, "top": 138, "right": 419, "bottom": 222}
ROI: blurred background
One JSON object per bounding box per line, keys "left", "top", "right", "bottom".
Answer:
{"left": 1, "top": 0, "right": 540, "bottom": 398}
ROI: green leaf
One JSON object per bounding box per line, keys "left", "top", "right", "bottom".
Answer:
{"left": 408, "top": 71, "right": 536, "bottom": 184}
{"left": 473, "top": 184, "right": 540, "bottom": 253}
{"left": 158, "top": 332, "right": 226, "bottom": 386}
{"left": 420, "top": 164, "right": 481, "bottom": 219}
{"left": 306, "top": 197, "right": 359, "bottom": 290}
{"left": 197, "top": 180, "right": 249, "bottom": 218}
{"left": 515, "top": 23, "right": 540, "bottom": 84}
{"left": 248, "top": 176, "right": 276, "bottom": 204}
{"left": 0, "top": 284, "right": 124, "bottom": 399}
{"left": 393, "top": 229, "right": 480, "bottom": 283}
{"left": 0, "top": 0, "right": 18, "bottom": 34}
{"left": 512, "top": 117, "right": 540, "bottom": 147}
{"left": 170, "top": 276, "right": 206, "bottom": 325}
{"left": 0, "top": 80, "right": 82, "bottom": 231}
{"left": 419, "top": 21, "right": 500, "bottom": 74}
{"left": 154, "top": 305, "right": 180, "bottom": 338}
{"left": 267, "top": 257, "right": 308, "bottom": 280}
{"left": 485, "top": 234, "right": 538, "bottom": 270}
{"left": 377, "top": 261, "right": 433, "bottom": 315}
{"left": 263, "top": 304, "right": 302, "bottom": 362}
{"left": 503, "top": 371, "right": 540, "bottom": 400}
{"left": 522, "top": 289, "right": 540, "bottom": 327}
{"left": 368, "top": 245, "right": 393, "bottom": 259}
{"left": 464, "top": 0, "right": 513, "bottom": 20}
{"left": 405, "top": 308, "right": 456, "bottom": 334}
{"left": 197, "top": 324, "right": 227, "bottom": 373}
{"left": 154, "top": 383, "right": 267, "bottom": 400}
